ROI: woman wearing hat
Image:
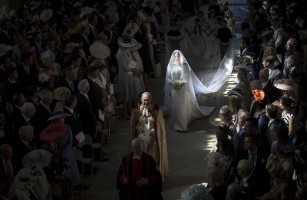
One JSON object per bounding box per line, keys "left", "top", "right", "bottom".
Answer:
{"left": 40, "top": 111, "right": 82, "bottom": 190}
{"left": 14, "top": 168, "right": 45, "bottom": 200}
{"left": 116, "top": 36, "right": 145, "bottom": 118}
{"left": 22, "top": 150, "right": 52, "bottom": 200}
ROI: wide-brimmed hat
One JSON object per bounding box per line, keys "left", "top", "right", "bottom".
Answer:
{"left": 274, "top": 79, "right": 295, "bottom": 91}
{"left": 123, "top": 22, "right": 139, "bottom": 37}
{"left": 40, "top": 8, "right": 53, "bottom": 22}
{"left": 14, "top": 168, "right": 37, "bottom": 190}
{"left": 47, "top": 110, "right": 71, "bottom": 121}
{"left": 80, "top": 6, "right": 95, "bottom": 18}
{"left": 118, "top": 36, "right": 138, "bottom": 48}
{"left": 227, "top": 90, "right": 243, "bottom": 99}
{"left": 129, "top": 42, "right": 142, "bottom": 51}
{"left": 40, "top": 123, "right": 68, "bottom": 141}
{"left": 89, "top": 41, "right": 111, "bottom": 59}
{"left": 53, "top": 87, "right": 71, "bottom": 101}
{"left": 22, "top": 150, "right": 52, "bottom": 169}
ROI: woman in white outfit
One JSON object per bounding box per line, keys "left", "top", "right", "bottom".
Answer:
{"left": 163, "top": 50, "right": 215, "bottom": 131}
{"left": 116, "top": 36, "right": 145, "bottom": 116}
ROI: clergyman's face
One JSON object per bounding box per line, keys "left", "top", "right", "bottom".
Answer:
{"left": 141, "top": 93, "right": 151, "bottom": 106}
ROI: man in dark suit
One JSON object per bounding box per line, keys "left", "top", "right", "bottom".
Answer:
{"left": 88, "top": 14, "right": 99, "bottom": 44}
{"left": 262, "top": 55, "right": 283, "bottom": 85}
{"left": 12, "top": 125, "right": 34, "bottom": 172}
{"left": 264, "top": 104, "right": 281, "bottom": 146}
{"left": 97, "top": 5, "right": 109, "bottom": 33}
{"left": 237, "top": 133, "right": 270, "bottom": 196}
{"left": 76, "top": 79, "right": 97, "bottom": 138}
{"left": 17, "top": 51, "right": 39, "bottom": 94}
{"left": 26, "top": 85, "right": 40, "bottom": 109}
{"left": 86, "top": 65, "right": 105, "bottom": 122}
{"left": 0, "top": 20, "right": 14, "bottom": 45}
{"left": 236, "top": 159, "right": 258, "bottom": 200}
{"left": 60, "top": 66, "right": 79, "bottom": 94}
{"left": 285, "top": 55, "right": 301, "bottom": 79}
{"left": 64, "top": 94, "right": 83, "bottom": 148}
{"left": 14, "top": 102, "right": 36, "bottom": 137}
{"left": 259, "top": 68, "right": 280, "bottom": 103}
{"left": 72, "top": 24, "right": 91, "bottom": 58}
{"left": 31, "top": 89, "right": 53, "bottom": 146}
{"left": 0, "top": 68, "right": 23, "bottom": 105}
{"left": 0, "top": 144, "right": 15, "bottom": 183}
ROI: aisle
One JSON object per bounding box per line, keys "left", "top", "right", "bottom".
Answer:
{"left": 75, "top": 3, "right": 247, "bottom": 200}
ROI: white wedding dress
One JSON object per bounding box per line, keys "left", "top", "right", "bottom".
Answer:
{"left": 164, "top": 50, "right": 215, "bottom": 131}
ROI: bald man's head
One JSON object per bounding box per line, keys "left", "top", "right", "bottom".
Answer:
{"left": 141, "top": 92, "right": 152, "bottom": 107}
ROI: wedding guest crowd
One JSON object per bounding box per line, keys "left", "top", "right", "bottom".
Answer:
{"left": 205, "top": 0, "right": 307, "bottom": 199}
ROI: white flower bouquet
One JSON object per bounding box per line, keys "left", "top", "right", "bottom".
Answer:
{"left": 171, "top": 80, "right": 185, "bottom": 89}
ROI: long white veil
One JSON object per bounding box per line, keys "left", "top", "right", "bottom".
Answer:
{"left": 163, "top": 50, "right": 216, "bottom": 115}
{"left": 163, "top": 39, "right": 237, "bottom": 114}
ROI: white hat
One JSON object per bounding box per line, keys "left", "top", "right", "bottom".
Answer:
{"left": 129, "top": 42, "right": 142, "bottom": 52}
{"left": 14, "top": 168, "right": 38, "bottom": 190}
{"left": 40, "top": 8, "right": 53, "bottom": 22}
{"left": 89, "top": 41, "right": 111, "bottom": 59}
{"left": 118, "top": 36, "right": 138, "bottom": 48}
{"left": 274, "top": 79, "right": 295, "bottom": 91}
{"left": 53, "top": 87, "right": 71, "bottom": 101}
{"left": 40, "top": 50, "right": 55, "bottom": 67}
{"left": 22, "top": 150, "right": 52, "bottom": 169}
{"left": 123, "top": 22, "right": 139, "bottom": 37}
{"left": 80, "top": 6, "right": 94, "bottom": 18}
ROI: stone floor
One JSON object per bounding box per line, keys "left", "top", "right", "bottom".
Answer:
{"left": 72, "top": 2, "right": 247, "bottom": 200}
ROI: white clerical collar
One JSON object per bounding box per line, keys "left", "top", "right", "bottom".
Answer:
{"left": 133, "top": 153, "right": 142, "bottom": 160}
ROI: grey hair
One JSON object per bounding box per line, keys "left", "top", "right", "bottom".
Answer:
{"left": 78, "top": 79, "right": 89, "bottom": 93}
{"left": 21, "top": 102, "right": 35, "bottom": 114}
{"left": 18, "top": 125, "right": 34, "bottom": 139}
{"left": 237, "top": 159, "right": 252, "bottom": 174}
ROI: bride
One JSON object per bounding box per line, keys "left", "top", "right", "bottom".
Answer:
{"left": 164, "top": 50, "right": 215, "bottom": 131}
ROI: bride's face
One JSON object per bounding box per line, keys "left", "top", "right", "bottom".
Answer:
{"left": 173, "top": 52, "right": 181, "bottom": 63}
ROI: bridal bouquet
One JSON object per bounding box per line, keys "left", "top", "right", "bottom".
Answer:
{"left": 171, "top": 80, "right": 185, "bottom": 89}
